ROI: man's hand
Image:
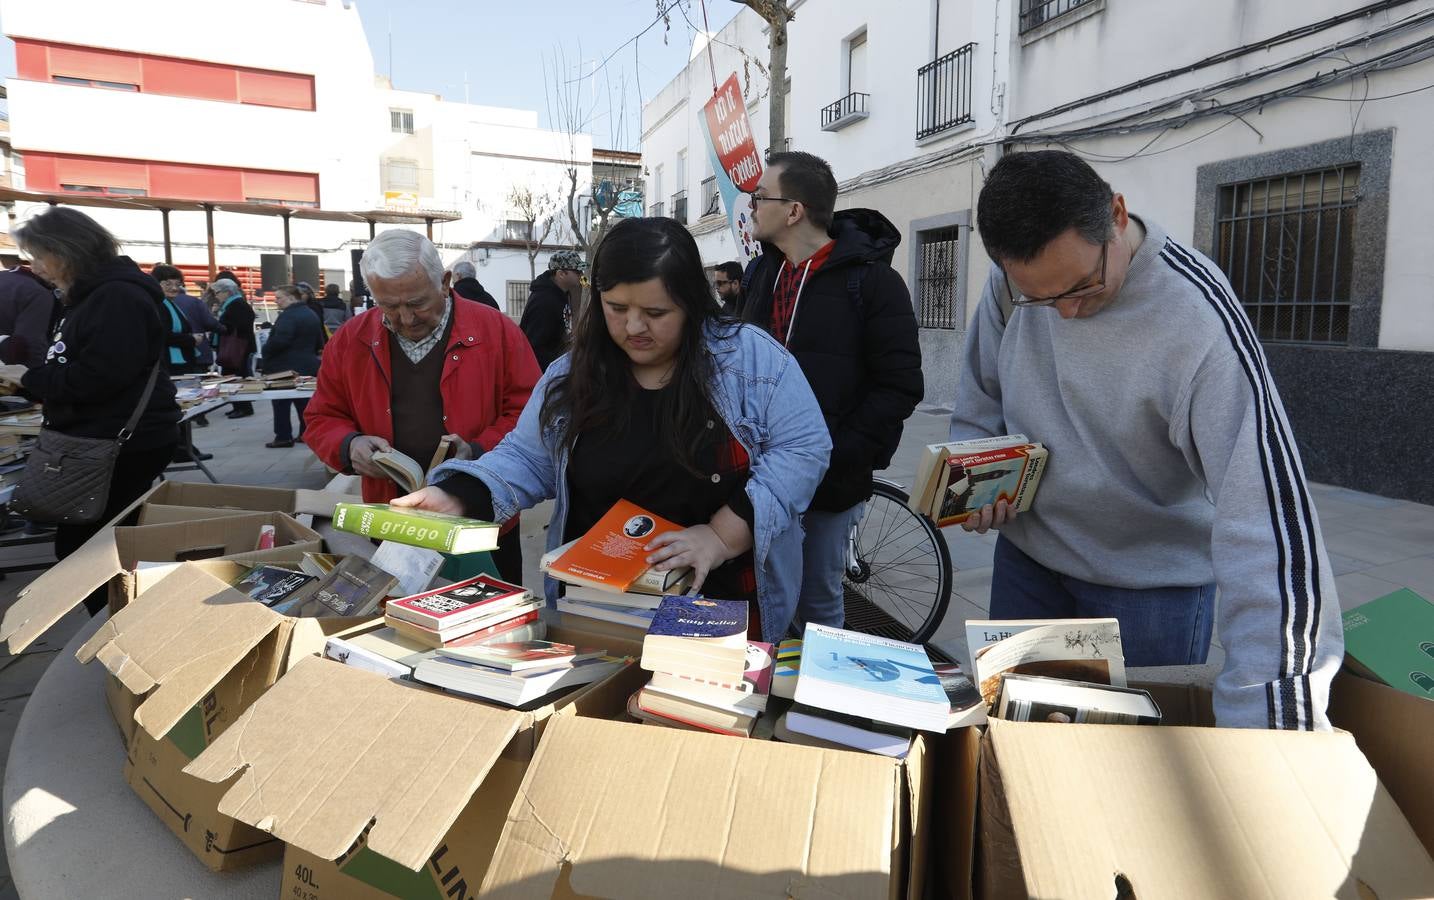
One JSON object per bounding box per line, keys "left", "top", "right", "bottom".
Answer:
{"left": 391, "top": 486, "right": 466, "bottom": 516}
{"left": 961, "top": 498, "right": 1017, "bottom": 535}
{"left": 445, "top": 433, "right": 475, "bottom": 461}
{"left": 645, "top": 524, "right": 736, "bottom": 595}
{"left": 348, "top": 434, "right": 393, "bottom": 479}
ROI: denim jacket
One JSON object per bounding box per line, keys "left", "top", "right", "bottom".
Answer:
{"left": 430, "top": 321, "right": 832, "bottom": 643}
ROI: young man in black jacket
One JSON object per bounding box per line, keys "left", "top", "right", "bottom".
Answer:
{"left": 741, "top": 151, "right": 923, "bottom": 632}
{"left": 519, "top": 250, "right": 584, "bottom": 371}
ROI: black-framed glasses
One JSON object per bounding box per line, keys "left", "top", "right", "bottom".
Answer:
{"left": 748, "top": 190, "right": 799, "bottom": 205}
{"left": 1002, "top": 241, "right": 1109, "bottom": 307}
{"left": 713, "top": 278, "right": 736, "bottom": 288}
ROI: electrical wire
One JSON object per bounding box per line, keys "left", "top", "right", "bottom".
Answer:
{"left": 566, "top": 0, "right": 688, "bottom": 85}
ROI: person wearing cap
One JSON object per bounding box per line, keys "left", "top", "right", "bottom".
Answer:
{"left": 519, "top": 249, "right": 584, "bottom": 371}
{"left": 446, "top": 258, "right": 499, "bottom": 310}
{"left": 303, "top": 230, "right": 541, "bottom": 583}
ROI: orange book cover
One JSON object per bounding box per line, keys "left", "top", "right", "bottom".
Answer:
{"left": 547, "top": 499, "right": 686, "bottom": 593}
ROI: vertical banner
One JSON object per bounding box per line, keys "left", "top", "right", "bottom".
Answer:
{"left": 702, "top": 73, "right": 763, "bottom": 261}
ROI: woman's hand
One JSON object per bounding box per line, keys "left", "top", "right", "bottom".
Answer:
{"left": 391, "top": 486, "right": 465, "bottom": 516}
{"left": 645, "top": 524, "right": 736, "bottom": 595}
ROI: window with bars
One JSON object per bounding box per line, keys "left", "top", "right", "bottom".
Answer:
{"left": 1019, "top": 0, "right": 1094, "bottom": 33}
{"left": 390, "top": 109, "right": 414, "bottom": 134}
{"left": 505, "top": 220, "right": 533, "bottom": 242}
{"left": 1215, "top": 166, "right": 1359, "bottom": 345}
{"left": 916, "top": 226, "right": 961, "bottom": 329}
{"left": 506, "top": 280, "right": 529, "bottom": 317}
{"left": 382, "top": 158, "right": 419, "bottom": 191}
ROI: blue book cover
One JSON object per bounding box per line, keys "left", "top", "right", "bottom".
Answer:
{"left": 647, "top": 596, "right": 748, "bottom": 640}
{"left": 799, "top": 623, "right": 947, "bottom": 705}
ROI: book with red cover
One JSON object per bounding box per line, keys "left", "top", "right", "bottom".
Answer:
{"left": 386, "top": 606, "right": 542, "bottom": 649}
{"left": 544, "top": 499, "right": 689, "bottom": 593}
{"left": 386, "top": 573, "right": 529, "bottom": 629}
{"left": 437, "top": 640, "right": 603, "bottom": 672}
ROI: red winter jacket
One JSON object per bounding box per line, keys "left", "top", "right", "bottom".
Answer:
{"left": 303, "top": 300, "right": 541, "bottom": 504}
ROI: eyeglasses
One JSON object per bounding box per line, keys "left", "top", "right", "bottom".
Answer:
{"left": 713, "top": 279, "right": 736, "bottom": 288}
{"left": 748, "top": 191, "right": 798, "bottom": 205}
{"left": 1002, "top": 241, "right": 1109, "bottom": 307}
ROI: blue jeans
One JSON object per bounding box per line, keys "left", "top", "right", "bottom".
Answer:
{"left": 271, "top": 398, "right": 309, "bottom": 442}
{"left": 990, "top": 534, "right": 1215, "bottom": 667}
{"left": 794, "top": 502, "right": 866, "bottom": 633}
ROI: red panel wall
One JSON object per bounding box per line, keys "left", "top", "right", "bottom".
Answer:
{"left": 13, "top": 39, "right": 315, "bottom": 110}
{"left": 24, "top": 152, "right": 318, "bottom": 204}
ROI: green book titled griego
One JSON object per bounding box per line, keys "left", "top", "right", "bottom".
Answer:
{"left": 331, "top": 503, "right": 500, "bottom": 554}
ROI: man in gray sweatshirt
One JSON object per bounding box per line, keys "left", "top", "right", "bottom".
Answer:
{"left": 950, "top": 150, "right": 1342, "bottom": 730}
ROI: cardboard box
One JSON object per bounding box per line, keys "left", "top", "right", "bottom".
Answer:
{"left": 125, "top": 480, "right": 356, "bottom": 520}
{"left": 74, "top": 564, "right": 365, "bottom": 871}
{"left": 952, "top": 681, "right": 1434, "bottom": 899}
{"left": 0, "top": 510, "right": 321, "bottom": 653}
{"left": 1330, "top": 662, "right": 1434, "bottom": 857}
{"left": 184, "top": 625, "right": 647, "bottom": 899}
{"left": 480, "top": 717, "right": 934, "bottom": 900}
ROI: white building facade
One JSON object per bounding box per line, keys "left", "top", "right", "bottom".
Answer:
{"left": 1, "top": 0, "right": 591, "bottom": 314}
{"left": 645, "top": 0, "right": 1434, "bottom": 502}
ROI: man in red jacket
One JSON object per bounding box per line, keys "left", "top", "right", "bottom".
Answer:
{"left": 305, "top": 230, "right": 540, "bottom": 582}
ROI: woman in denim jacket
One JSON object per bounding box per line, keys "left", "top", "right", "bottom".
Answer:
{"left": 395, "top": 217, "right": 831, "bottom": 642}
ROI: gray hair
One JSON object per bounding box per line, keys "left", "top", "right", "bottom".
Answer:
{"left": 450, "top": 258, "right": 477, "bottom": 280}
{"left": 211, "top": 278, "right": 241, "bottom": 299}
{"left": 361, "top": 230, "right": 443, "bottom": 289}
{"left": 14, "top": 206, "right": 119, "bottom": 287}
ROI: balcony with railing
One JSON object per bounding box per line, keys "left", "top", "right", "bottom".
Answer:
{"left": 916, "top": 43, "right": 975, "bottom": 142}
{"left": 671, "top": 190, "right": 688, "bottom": 225}
{"left": 1020, "top": 0, "right": 1095, "bottom": 34}
{"left": 820, "top": 92, "right": 869, "bottom": 132}
{"left": 701, "top": 176, "right": 719, "bottom": 217}
{"left": 650, "top": 201, "right": 665, "bottom": 218}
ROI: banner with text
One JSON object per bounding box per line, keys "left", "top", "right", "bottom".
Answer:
{"left": 702, "top": 73, "right": 763, "bottom": 261}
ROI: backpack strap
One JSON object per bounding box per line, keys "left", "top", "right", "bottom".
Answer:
{"left": 846, "top": 262, "right": 873, "bottom": 316}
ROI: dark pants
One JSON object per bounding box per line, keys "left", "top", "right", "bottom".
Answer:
{"left": 271, "top": 398, "right": 309, "bottom": 441}
{"left": 990, "top": 534, "right": 1216, "bottom": 667}
{"left": 490, "top": 518, "right": 524, "bottom": 586}
{"left": 54, "top": 441, "right": 178, "bottom": 616}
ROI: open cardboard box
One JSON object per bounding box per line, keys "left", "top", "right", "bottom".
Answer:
{"left": 479, "top": 716, "right": 934, "bottom": 900}
{"left": 1329, "top": 660, "right": 1434, "bottom": 858}
{"left": 0, "top": 509, "right": 321, "bottom": 653}
{"left": 183, "top": 621, "right": 648, "bottom": 900}
{"left": 74, "top": 564, "right": 372, "bottom": 871}
{"left": 938, "top": 681, "right": 1434, "bottom": 899}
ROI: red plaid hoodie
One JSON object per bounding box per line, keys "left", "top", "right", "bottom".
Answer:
{"left": 768, "top": 240, "right": 836, "bottom": 346}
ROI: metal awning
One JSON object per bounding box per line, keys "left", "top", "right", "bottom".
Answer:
{"left": 0, "top": 187, "right": 462, "bottom": 277}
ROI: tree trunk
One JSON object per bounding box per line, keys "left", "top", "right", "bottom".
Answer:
{"left": 565, "top": 167, "right": 587, "bottom": 256}
{"left": 767, "top": 11, "right": 787, "bottom": 156}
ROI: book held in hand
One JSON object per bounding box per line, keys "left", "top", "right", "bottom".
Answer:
{"left": 542, "top": 500, "right": 691, "bottom": 594}
{"left": 332, "top": 502, "right": 500, "bottom": 554}
{"left": 994, "top": 673, "right": 1161, "bottom": 725}
{"left": 966, "top": 618, "right": 1126, "bottom": 709}
{"left": 386, "top": 574, "right": 530, "bottom": 630}
{"left": 793, "top": 623, "right": 949, "bottom": 733}
{"left": 910, "top": 434, "right": 1048, "bottom": 527}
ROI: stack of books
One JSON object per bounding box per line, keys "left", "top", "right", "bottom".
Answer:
{"left": 910, "top": 434, "right": 1049, "bottom": 528}
{"left": 413, "top": 639, "right": 626, "bottom": 708}
{"left": 778, "top": 624, "right": 951, "bottom": 757}
{"left": 627, "top": 596, "right": 771, "bottom": 737}
{"left": 228, "top": 556, "right": 397, "bottom": 618}
{"left": 383, "top": 574, "right": 542, "bottom": 649}
{"left": 541, "top": 500, "right": 694, "bottom": 632}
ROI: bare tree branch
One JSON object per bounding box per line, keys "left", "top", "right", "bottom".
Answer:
{"left": 731, "top": 0, "right": 793, "bottom": 154}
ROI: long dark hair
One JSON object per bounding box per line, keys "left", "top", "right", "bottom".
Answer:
{"left": 540, "top": 217, "right": 732, "bottom": 473}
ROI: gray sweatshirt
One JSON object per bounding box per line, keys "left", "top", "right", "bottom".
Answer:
{"left": 950, "top": 217, "right": 1343, "bottom": 730}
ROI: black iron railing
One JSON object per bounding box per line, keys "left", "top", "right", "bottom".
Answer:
{"left": 1019, "top": 0, "right": 1093, "bottom": 33}
{"left": 671, "top": 190, "right": 688, "bottom": 225}
{"left": 821, "top": 92, "right": 869, "bottom": 129}
{"left": 916, "top": 43, "right": 975, "bottom": 140}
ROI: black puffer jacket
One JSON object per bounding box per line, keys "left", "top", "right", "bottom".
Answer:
{"left": 518, "top": 270, "right": 570, "bottom": 371}
{"left": 21, "top": 257, "right": 181, "bottom": 451}
{"left": 741, "top": 209, "right": 923, "bottom": 511}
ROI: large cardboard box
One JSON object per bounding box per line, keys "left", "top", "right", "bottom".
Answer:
{"left": 0, "top": 509, "right": 321, "bottom": 652}
{"left": 1330, "top": 662, "right": 1434, "bottom": 857}
{"left": 944, "top": 681, "right": 1434, "bottom": 899}
{"left": 480, "top": 717, "right": 934, "bottom": 900}
{"left": 75, "top": 564, "right": 364, "bottom": 871}
{"left": 184, "top": 632, "right": 647, "bottom": 900}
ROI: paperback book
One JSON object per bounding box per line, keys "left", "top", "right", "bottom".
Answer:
{"left": 647, "top": 641, "right": 774, "bottom": 712}
{"left": 933, "top": 661, "right": 987, "bottom": 728}
{"left": 324, "top": 628, "right": 437, "bottom": 679}
{"left": 784, "top": 703, "right": 914, "bottom": 757}
{"left": 387, "top": 614, "right": 545, "bottom": 651}
{"left": 386, "top": 574, "right": 530, "bottom": 630}
{"left": 370, "top": 540, "right": 445, "bottom": 597}
{"left": 542, "top": 500, "right": 691, "bottom": 594}
{"left": 413, "top": 653, "right": 628, "bottom": 707}
{"left": 437, "top": 640, "right": 604, "bottom": 672}
{"left": 641, "top": 596, "right": 750, "bottom": 682}
{"left": 635, "top": 684, "right": 759, "bottom": 737}
{"left": 232, "top": 565, "right": 317, "bottom": 608}
{"left": 910, "top": 433, "right": 1032, "bottom": 518}
{"left": 966, "top": 618, "right": 1126, "bottom": 708}
{"left": 793, "top": 623, "right": 949, "bottom": 733}
{"left": 332, "top": 502, "right": 500, "bottom": 554}
{"left": 386, "top": 600, "right": 543, "bottom": 648}
{"left": 994, "top": 673, "right": 1162, "bottom": 725}
{"left": 1342, "top": 588, "right": 1434, "bottom": 700}
{"left": 771, "top": 638, "right": 802, "bottom": 700}
{"left": 272, "top": 556, "right": 397, "bottom": 618}
{"left": 554, "top": 597, "right": 658, "bottom": 632}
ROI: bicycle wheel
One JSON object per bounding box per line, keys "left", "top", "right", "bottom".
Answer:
{"left": 842, "top": 480, "right": 953, "bottom": 644}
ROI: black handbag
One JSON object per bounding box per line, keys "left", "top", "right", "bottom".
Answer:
{"left": 10, "top": 360, "right": 163, "bottom": 525}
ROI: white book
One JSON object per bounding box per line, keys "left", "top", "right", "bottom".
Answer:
{"left": 555, "top": 597, "right": 658, "bottom": 630}
{"left": 369, "top": 540, "right": 445, "bottom": 597}
{"left": 412, "top": 654, "right": 626, "bottom": 707}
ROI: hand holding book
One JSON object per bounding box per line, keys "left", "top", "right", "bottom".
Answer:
{"left": 961, "top": 496, "right": 1018, "bottom": 535}
{"left": 391, "top": 484, "right": 467, "bottom": 517}
{"left": 644, "top": 505, "right": 752, "bottom": 594}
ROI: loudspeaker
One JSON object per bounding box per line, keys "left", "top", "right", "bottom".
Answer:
{"left": 292, "top": 254, "right": 320, "bottom": 288}
{"left": 351, "top": 248, "right": 367, "bottom": 298}
{"left": 259, "top": 254, "right": 289, "bottom": 291}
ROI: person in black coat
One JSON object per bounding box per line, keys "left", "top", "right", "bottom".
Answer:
{"left": 519, "top": 250, "right": 584, "bottom": 371}
{"left": 0, "top": 266, "right": 58, "bottom": 368}
{"left": 261, "top": 284, "right": 322, "bottom": 448}
{"left": 13, "top": 207, "right": 182, "bottom": 615}
{"left": 740, "top": 151, "right": 923, "bottom": 632}
{"left": 320, "top": 283, "right": 350, "bottom": 333}
{"left": 447, "top": 258, "right": 499, "bottom": 310}
{"left": 296, "top": 281, "right": 329, "bottom": 350}
{"left": 213, "top": 277, "right": 257, "bottom": 417}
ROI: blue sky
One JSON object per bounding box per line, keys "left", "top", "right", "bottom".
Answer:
{"left": 0, "top": 0, "right": 741, "bottom": 150}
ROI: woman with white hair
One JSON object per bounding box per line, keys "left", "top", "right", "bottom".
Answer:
{"left": 212, "top": 276, "right": 257, "bottom": 418}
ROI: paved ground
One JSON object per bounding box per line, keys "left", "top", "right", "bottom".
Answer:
{"left": 0, "top": 402, "right": 1430, "bottom": 896}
